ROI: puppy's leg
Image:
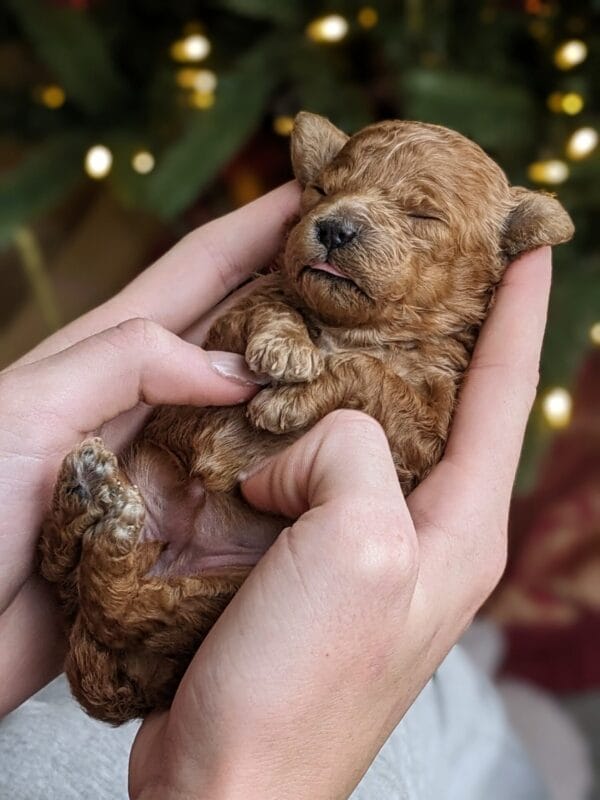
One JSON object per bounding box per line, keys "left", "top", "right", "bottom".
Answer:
{"left": 245, "top": 318, "right": 323, "bottom": 383}
{"left": 248, "top": 355, "right": 453, "bottom": 492}
{"left": 66, "top": 615, "right": 184, "bottom": 724}
{"left": 143, "top": 406, "right": 291, "bottom": 494}
{"left": 44, "top": 439, "right": 248, "bottom": 651}
{"left": 247, "top": 371, "right": 347, "bottom": 434}
{"left": 40, "top": 437, "right": 162, "bottom": 642}
{"left": 203, "top": 283, "right": 323, "bottom": 385}
{"left": 39, "top": 437, "right": 141, "bottom": 619}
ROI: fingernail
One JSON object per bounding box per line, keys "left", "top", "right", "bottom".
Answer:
{"left": 208, "top": 351, "right": 270, "bottom": 386}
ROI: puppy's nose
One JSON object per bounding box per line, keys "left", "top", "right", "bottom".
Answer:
{"left": 317, "top": 219, "right": 357, "bottom": 252}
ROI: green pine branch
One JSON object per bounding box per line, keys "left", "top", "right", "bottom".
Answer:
{"left": 5, "top": 0, "right": 126, "bottom": 116}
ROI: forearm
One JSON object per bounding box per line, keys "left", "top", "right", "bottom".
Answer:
{"left": 133, "top": 739, "right": 383, "bottom": 800}
{"left": 0, "top": 577, "right": 65, "bottom": 717}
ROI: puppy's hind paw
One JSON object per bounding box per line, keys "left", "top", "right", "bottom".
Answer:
{"left": 51, "top": 437, "right": 143, "bottom": 540}
{"left": 41, "top": 437, "right": 141, "bottom": 589}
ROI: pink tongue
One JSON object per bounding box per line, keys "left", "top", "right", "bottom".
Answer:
{"left": 311, "top": 261, "right": 347, "bottom": 278}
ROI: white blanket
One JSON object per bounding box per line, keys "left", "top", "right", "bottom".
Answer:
{"left": 0, "top": 647, "right": 547, "bottom": 799}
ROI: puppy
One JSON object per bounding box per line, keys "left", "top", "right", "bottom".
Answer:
{"left": 39, "top": 112, "right": 574, "bottom": 724}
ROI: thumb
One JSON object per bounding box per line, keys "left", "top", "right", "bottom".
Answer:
{"left": 242, "top": 410, "right": 410, "bottom": 525}
{"left": 8, "top": 318, "right": 266, "bottom": 437}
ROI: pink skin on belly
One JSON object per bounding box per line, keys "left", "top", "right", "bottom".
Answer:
{"left": 124, "top": 445, "right": 286, "bottom": 578}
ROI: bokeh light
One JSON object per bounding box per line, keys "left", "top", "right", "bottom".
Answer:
{"left": 542, "top": 387, "right": 572, "bottom": 429}
{"left": 527, "top": 159, "right": 569, "bottom": 184}
{"left": 84, "top": 145, "right": 113, "bottom": 179}
{"left": 306, "top": 14, "right": 349, "bottom": 43}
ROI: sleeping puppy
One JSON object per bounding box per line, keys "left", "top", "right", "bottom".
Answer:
{"left": 39, "top": 112, "right": 574, "bottom": 724}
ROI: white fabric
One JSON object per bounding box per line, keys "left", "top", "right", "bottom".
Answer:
{"left": 0, "top": 646, "right": 547, "bottom": 799}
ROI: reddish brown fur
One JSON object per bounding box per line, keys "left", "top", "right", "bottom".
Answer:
{"left": 39, "top": 113, "right": 573, "bottom": 724}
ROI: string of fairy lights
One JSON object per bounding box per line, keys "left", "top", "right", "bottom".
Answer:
{"left": 525, "top": 31, "right": 598, "bottom": 431}
{"left": 30, "top": 6, "right": 598, "bottom": 432}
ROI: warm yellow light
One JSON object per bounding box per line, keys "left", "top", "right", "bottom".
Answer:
{"left": 84, "top": 145, "right": 112, "bottom": 179}
{"left": 170, "top": 34, "right": 211, "bottom": 62}
{"left": 273, "top": 115, "right": 295, "bottom": 136}
{"left": 306, "top": 14, "right": 349, "bottom": 43}
{"left": 547, "top": 91, "right": 584, "bottom": 115}
{"left": 194, "top": 69, "right": 217, "bottom": 93}
{"left": 175, "top": 68, "right": 217, "bottom": 93}
{"left": 561, "top": 92, "right": 584, "bottom": 115}
{"left": 189, "top": 90, "right": 215, "bottom": 109}
{"left": 554, "top": 39, "right": 587, "bottom": 70}
{"left": 39, "top": 84, "right": 66, "bottom": 109}
{"left": 589, "top": 322, "right": 600, "bottom": 346}
{"left": 527, "top": 159, "right": 569, "bottom": 185}
{"left": 131, "top": 150, "right": 155, "bottom": 174}
{"left": 566, "top": 127, "right": 598, "bottom": 160}
{"left": 357, "top": 6, "right": 379, "bottom": 28}
{"left": 542, "top": 387, "right": 572, "bottom": 429}
{"left": 176, "top": 68, "right": 198, "bottom": 88}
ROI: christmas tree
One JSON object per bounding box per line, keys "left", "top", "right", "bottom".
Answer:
{"left": 0, "top": 0, "right": 598, "bottom": 486}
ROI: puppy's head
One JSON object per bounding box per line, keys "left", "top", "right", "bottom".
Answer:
{"left": 284, "top": 112, "right": 573, "bottom": 328}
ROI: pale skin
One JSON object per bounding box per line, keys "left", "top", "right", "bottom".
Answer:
{"left": 0, "top": 181, "right": 551, "bottom": 799}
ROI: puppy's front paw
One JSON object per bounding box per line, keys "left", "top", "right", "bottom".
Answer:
{"left": 247, "top": 387, "right": 317, "bottom": 434}
{"left": 246, "top": 334, "right": 323, "bottom": 384}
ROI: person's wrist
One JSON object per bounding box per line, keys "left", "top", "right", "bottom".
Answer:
{"left": 134, "top": 776, "right": 263, "bottom": 800}
{"left": 131, "top": 737, "right": 267, "bottom": 800}
{"left": 133, "top": 741, "right": 326, "bottom": 800}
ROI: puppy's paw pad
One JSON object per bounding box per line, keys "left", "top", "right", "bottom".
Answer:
{"left": 54, "top": 438, "right": 143, "bottom": 540}
{"left": 58, "top": 438, "right": 117, "bottom": 508}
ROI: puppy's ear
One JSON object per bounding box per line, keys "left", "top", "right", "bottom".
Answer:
{"left": 501, "top": 187, "right": 574, "bottom": 258}
{"left": 291, "top": 111, "right": 348, "bottom": 186}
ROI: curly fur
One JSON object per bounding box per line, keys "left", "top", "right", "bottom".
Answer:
{"left": 39, "top": 112, "right": 574, "bottom": 723}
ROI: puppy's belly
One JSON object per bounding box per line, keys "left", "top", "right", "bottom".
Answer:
{"left": 123, "top": 443, "right": 286, "bottom": 578}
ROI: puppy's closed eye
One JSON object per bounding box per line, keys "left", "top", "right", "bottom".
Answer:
{"left": 407, "top": 211, "right": 442, "bottom": 222}
{"left": 308, "top": 183, "right": 327, "bottom": 196}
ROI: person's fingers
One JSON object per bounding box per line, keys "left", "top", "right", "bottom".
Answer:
{"left": 157, "top": 414, "right": 419, "bottom": 800}
{"left": 242, "top": 409, "right": 413, "bottom": 532}
{"left": 409, "top": 247, "right": 552, "bottom": 621}
{"left": 443, "top": 246, "right": 551, "bottom": 499}
{"left": 4, "top": 318, "right": 267, "bottom": 444}
{"left": 11, "top": 182, "right": 300, "bottom": 369}
{"left": 96, "top": 276, "right": 272, "bottom": 450}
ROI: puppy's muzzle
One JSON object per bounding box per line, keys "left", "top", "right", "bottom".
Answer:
{"left": 316, "top": 218, "right": 357, "bottom": 253}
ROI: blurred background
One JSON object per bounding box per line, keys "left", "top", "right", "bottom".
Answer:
{"left": 0, "top": 0, "right": 599, "bottom": 795}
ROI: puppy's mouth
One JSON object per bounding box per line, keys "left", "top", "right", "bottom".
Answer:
{"left": 300, "top": 261, "right": 367, "bottom": 297}
{"left": 307, "top": 261, "right": 348, "bottom": 279}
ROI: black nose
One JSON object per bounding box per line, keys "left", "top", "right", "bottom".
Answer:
{"left": 317, "top": 219, "right": 357, "bottom": 252}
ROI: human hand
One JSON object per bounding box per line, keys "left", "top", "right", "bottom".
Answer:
{"left": 129, "top": 248, "right": 552, "bottom": 800}
{"left": 0, "top": 183, "right": 301, "bottom": 716}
